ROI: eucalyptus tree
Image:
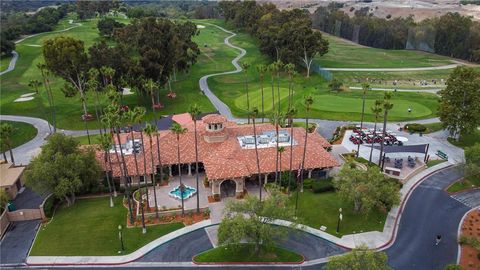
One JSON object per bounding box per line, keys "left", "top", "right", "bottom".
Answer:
{"left": 170, "top": 122, "right": 188, "bottom": 216}
{"left": 99, "top": 133, "right": 115, "bottom": 207}
{"left": 378, "top": 93, "right": 394, "bottom": 167}
{"left": 256, "top": 64, "right": 268, "bottom": 123}
{"left": 0, "top": 123, "right": 15, "bottom": 165}
{"left": 296, "top": 96, "right": 313, "bottom": 214}
{"left": 250, "top": 107, "right": 263, "bottom": 202}
{"left": 241, "top": 62, "right": 251, "bottom": 123}
{"left": 188, "top": 104, "right": 202, "bottom": 213}
{"left": 286, "top": 107, "right": 297, "bottom": 193}
{"left": 143, "top": 123, "right": 160, "bottom": 219}
{"left": 369, "top": 100, "right": 383, "bottom": 163}
{"left": 356, "top": 82, "right": 369, "bottom": 158}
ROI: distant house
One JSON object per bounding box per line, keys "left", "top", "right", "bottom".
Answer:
{"left": 0, "top": 161, "right": 25, "bottom": 200}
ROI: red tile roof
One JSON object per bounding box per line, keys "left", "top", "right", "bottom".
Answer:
{"left": 95, "top": 114, "right": 337, "bottom": 180}
{"left": 202, "top": 114, "right": 227, "bottom": 124}
{"left": 172, "top": 113, "right": 193, "bottom": 125}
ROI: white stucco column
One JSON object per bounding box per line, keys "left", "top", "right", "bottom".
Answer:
{"left": 308, "top": 170, "right": 312, "bottom": 179}
{"left": 264, "top": 174, "right": 268, "bottom": 183}
{"left": 188, "top": 164, "right": 192, "bottom": 176}
{"left": 169, "top": 165, "right": 173, "bottom": 177}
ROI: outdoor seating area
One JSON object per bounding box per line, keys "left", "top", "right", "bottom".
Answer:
{"left": 387, "top": 156, "right": 418, "bottom": 170}
{"left": 349, "top": 127, "right": 403, "bottom": 146}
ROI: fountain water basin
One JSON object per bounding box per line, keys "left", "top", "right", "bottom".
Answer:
{"left": 169, "top": 185, "right": 197, "bottom": 200}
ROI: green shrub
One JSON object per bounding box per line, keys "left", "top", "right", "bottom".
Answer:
{"left": 43, "top": 195, "right": 58, "bottom": 218}
{"left": 303, "top": 179, "right": 313, "bottom": 189}
{"left": 404, "top": 123, "right": 427, "bottom": 133}
{"left": 312, "top": 179, "right": 334, "bottom": 193}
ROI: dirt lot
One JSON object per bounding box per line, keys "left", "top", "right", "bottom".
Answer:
{"left": 265, "top": 0, "right": 480, "bottom": 22}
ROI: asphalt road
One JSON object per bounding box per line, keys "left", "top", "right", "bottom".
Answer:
{"left": 0, "top": 220, "right": 40, "bottom": 265}
{"left": 385, "top": 166, "right": 480, "bottom": 270}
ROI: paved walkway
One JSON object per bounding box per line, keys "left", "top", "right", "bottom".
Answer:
{"left": 349, "top": 86, "right": 441, "bottom": 94}
{"left": 0, "top": 220, "right": 40, "bottom": 266}
{"left": 324, "top": 64, "right": 459, "bottom": 72}
{"left": 0, "top": 51, "right": 18, "bottom": 76}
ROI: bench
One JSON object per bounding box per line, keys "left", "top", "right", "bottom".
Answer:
{"left": 436, "top": 150, "right": 448, "bottom": 160}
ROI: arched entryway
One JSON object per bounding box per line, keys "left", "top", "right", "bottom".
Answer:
{"left": 220, "top": 179, "right": 236, "bottom": 198}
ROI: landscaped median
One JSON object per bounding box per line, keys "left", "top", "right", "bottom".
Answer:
{"left": 193, "top": 244, "right": 304, "bottom": 264}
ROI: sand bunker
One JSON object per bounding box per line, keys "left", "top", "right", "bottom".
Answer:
{"left": 122, "top": 88, "right": 134, "bottom": 95}
{"left": 14, "top": 97, "right": 34, "bottom": 102}
{"left": 20, "top": 92, "right": 36, "bottom": 97}
{"left": 196, "top": 25, "right": 206, "bottom": 29}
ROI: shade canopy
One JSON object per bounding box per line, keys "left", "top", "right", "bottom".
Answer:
{"left": 372, "top": 144, "right": 428, "bottom": 154}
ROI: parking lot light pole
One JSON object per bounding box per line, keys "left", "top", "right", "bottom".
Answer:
{"left": 336, "top": 208, "right": 343, "bottom": 234}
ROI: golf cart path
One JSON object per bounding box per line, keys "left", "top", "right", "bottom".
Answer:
{"left": 0, "top": 21, "right": 82, "bottom": 76}
{"left": 0, "top": 115, "right": 97, "bottom": 165}
{"left": 324, "top": 64, "right": 460, "bottom": 72}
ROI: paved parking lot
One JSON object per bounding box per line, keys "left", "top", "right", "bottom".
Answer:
{"left": 0, "top": 220, "right": 40, "bottom": 265}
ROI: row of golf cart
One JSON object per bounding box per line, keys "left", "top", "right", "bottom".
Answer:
{"left": 349, "top": 127, "right": 404, "bottom": 146}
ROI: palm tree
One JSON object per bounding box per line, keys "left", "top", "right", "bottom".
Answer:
{"left": 28, "top": 79, "right": 42, "bottom": 94}
{"left": 268, "top": 63, "right": 277, "bottom": 113}
{"left": 126, "top": 107, "right": 148, "bottom": 233}
{"left": 378, "top": 93, "right": 394, "bottom": 167}
{"left": 0, "top": 123, "right": 15, "bottom": 165}
{"left": 37, "top": 63, "right": 57, "bottom": 132}
{"left": 275, "top": 60, "right": 283, "bottom": 113}
{"left": 284, "top": 63, "right": 295, "bottom": 111}
{"left": 278, "top": 146, "right": 285, "bottom": 186}
{"left": 250, "top": 107, "right": 263, "bottom": 202}
{"left": 270, "top": 111, "right": 284, "bottom": 185}
{"left": 170, "top": 122, "right": 188, "bottom": 216}
{"left": 356, "top": 82, "right": 369, "bottom": 157}
{"left": 188, "top": 104, "right": 201, "bottom": 213}
{"left": 286, "top": 107, "right": 297, "bottom": 194}
{"left": 99, "top": 133, "right": 115, "bottom": 207}
{"left": 369, "top": 100, "right": 383, "bottom": 163}
{"left": 143, "top": 123, "right": 160, "bottom": 219}
{"left": 241, "top": 62, "right": 251, "bottom": 124}
{"left": 296, "top": 95, "right": 313, "bottom": 214}
{"left": 256, "top": 64, "right": 268, "bottom": 123}
{"left": 101, "top": 106, "right": 135, "bottom": 225}
{"left": 144, "top": 78, "right": 158, "bottom": 111}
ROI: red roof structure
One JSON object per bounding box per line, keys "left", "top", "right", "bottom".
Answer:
{"left": 95, "top": 114, "right": 338, "bottom": 181}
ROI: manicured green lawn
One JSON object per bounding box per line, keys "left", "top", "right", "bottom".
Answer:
{"left": 426, "top": 159, "right": 447, "bottom": 168}
{"left": 207, "top": 20, "right": 441, "bottom": 122}
{"left": 448, "top": 130, "right": 480, "bottom": 149}
{"left": 30, "top": 196, "right": 184, "bottom": 256}
{"left": 317, "top": 33, "right": 454, "bottom": 68}
{"left": 447, "top": 177, "right": 480, "bottom": 193}
{"left": 194, "top": 244, "right": 303, "bottom": 263}
{"left": 290, "top": 190, "right": 387, "bottom": 237}
{"left": 0, "top": 120, "right": 38, "bottom": 152}
{"left": 0, "top": 55, "right": 12, "bottom": 72}
{"left": 72, "top": 134, "right": 102, "bottom": 145}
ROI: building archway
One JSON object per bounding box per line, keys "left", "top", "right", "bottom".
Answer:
{"left": 220, "top": 179, "right": 236, "bottom": 198}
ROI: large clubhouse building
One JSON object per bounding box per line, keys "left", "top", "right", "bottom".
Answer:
{"left": 95, "top": 114, "right": 338, "bottom": 199}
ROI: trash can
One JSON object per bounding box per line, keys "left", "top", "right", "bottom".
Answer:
{"left": 7, "top": 202, "right": 16, "bottom": 211}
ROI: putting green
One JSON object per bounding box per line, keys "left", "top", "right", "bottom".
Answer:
{"left": 234, "top": 87, "right": 292, "bottom": 112}
{"left": 307, "top": 95, "right": 432, "bottom": 119}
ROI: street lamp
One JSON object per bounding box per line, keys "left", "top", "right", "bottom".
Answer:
{"left": 118, "top": 225, "right": 124, "bottom": 253}
{"left": 336, "top": 208, "right": 343, "bottom": 234}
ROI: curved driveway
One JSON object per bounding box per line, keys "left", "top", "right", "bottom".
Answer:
{"left": 385, "top": 166, "right": 480, "bottom": 269}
